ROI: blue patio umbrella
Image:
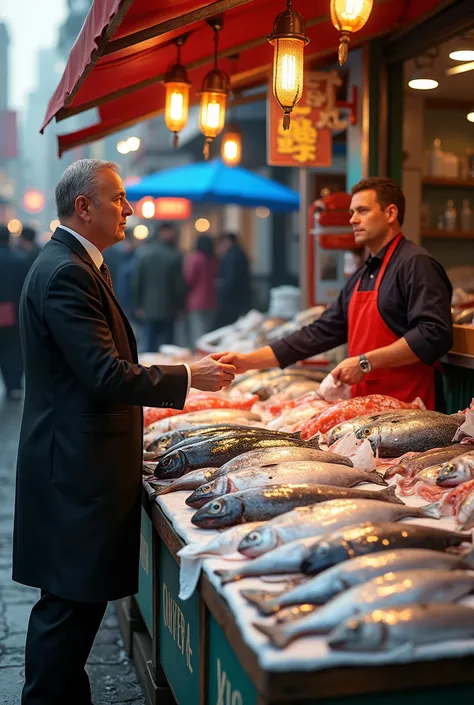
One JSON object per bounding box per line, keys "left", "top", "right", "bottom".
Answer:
{"left": 125, "top": 159, "right": 299, "bottom": 212}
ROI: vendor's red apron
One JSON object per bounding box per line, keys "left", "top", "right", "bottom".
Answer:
{"left": 347, "top": 233, "right": 435, "bottom": 410}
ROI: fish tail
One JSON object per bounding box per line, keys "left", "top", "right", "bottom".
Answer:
{"left": 367, "top": 470, "right": 388, "bottom": 486}
{"left": 252, "top": 621, "right": 290, "bottom": 648}
{"left": 419, "top": 502, "right": 442, "bottom": 519}
{"left": 240, "top": 589, "right": 280, "bottom": 615}
{"left": 214, "top": 569, "right": 240, "bottom": 584}
{"left": 459, "top": 518, "right": 474, "bottom": 532}
{"left": 380, "top": 485, "right": 405, "bottom": 505}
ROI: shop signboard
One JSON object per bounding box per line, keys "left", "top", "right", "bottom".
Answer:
{"left": 159, "top": 542, "right": 200, "bottom": 705}
{"left": 267, "top": 70, "right": 354, "bottom": 168}
{"left": 208, "top": 615, "right": 257, "bottom": 705}
{"left": 136, "top": 506, "right": 154, "bottom": 636}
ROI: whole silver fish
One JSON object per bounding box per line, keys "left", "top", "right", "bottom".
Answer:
{"left": 215, "top": 446, "right": 353, "bottom": 477}
{"left": 145, "top": 424, "right": 276, "bottom": 454}
{"left": 154, "top": 434, "right": 320, "bottom": 479}
{"left": 191, "top": 484, "right": 406, "bottom": 528}
{"left": 301, "top": 522, "right": 472, "bottom": 575}
{"left": 215, "top": 537, "right": 318, "bottom": 585}
{"left": 254, "top": 570, "right": 474, "bottom": 648}
{"left": 151, "top": 467, "right": 219, "bottom": 496}
{"left": 144, "top": 409, "right": 261, "bottom": 442}
{"left": 356, "top": 412, "right": 464, "bottom": 458}
{"left": 185, "top": 461, "right": 386, "bottom": 505}
{"left": 326, "top": 411, "right": 420, "bottom": 445}
{"left": 328, "top": 603, "right": 474, "bottom": 652}
{"left": 177, "top": 522, "right": 264, "bottom": 561}
{"left": 242, "top": 548, "right": 473, "bottom": 615}
{"left": 187, "top": 479, "right": 402, "bottom": 510}
{"left": 237, "top": 499, "right": 439, "bottom": 558}
{"left": 384, "top": 445, "right": 466, "bottom": 481}
{"left": 436, "top": 451, "right": 474, "bottom": 487}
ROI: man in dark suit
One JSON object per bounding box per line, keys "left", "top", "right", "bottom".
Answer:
{"left": 0, "top": 225, "right": 29, "bottom": 400}
{"left": 13, "top": 159, "right": 235, "bottom": 705}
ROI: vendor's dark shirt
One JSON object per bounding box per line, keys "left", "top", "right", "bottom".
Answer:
{"left": 271, "top": 236, "right": 453, "bottom": 368}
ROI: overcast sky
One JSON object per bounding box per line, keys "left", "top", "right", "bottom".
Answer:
{"left": 1, "top": 0, "right": 66, "bottom": 110}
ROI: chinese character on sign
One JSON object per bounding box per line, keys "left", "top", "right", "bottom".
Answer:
{"left": 268, "top": 69, "right": 355, "bottom": 168}
{"left": 277, "top": 106, "right": 318, "bottom": 164}
{"left": 306, "top": 71, "right": 351, "bottom": 131}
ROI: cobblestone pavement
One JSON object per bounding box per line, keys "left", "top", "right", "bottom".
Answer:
{"left": 0, "top": 392, "right": 145, "bottom": 705}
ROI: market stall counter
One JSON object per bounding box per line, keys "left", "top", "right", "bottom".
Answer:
{"left": 122, "top": 483, "right": 474, "bottom": 705}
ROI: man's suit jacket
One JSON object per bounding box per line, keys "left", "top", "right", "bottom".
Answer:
{"left": 13, "top": 228, "right": 187, "bottom": 602}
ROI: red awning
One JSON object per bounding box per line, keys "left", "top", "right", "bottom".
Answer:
{"left": 43, "top": 0, "right": 446, "bottom": 155}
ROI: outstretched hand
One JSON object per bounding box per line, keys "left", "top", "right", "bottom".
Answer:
{"left": 210, "top": 351, "right": 250, "bottom": 375}
{"left": 189, "top": 354, "right": 236, "bottom": 391}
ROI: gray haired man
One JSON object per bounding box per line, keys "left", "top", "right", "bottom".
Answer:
{"left": 13, "top": 159, "right": 235, "bottom": 704}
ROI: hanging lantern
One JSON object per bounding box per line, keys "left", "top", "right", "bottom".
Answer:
{"left": 330, "top": 0, "right": 374, "bottom": 66}
{"left": 164, "top": 37, "right": 191, "bottom": 148}
{"left": 221, "top": 124, "right": 242, "bottom": 167}
{"left": 199, "top": 21, "right": 230, "bottom": 159}
{"left": 267, "top": 0, "right": 309, "bottom": 131}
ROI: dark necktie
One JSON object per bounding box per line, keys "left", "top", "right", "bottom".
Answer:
{"left": 100, "top": 262, "right": 114, "bottom": 290}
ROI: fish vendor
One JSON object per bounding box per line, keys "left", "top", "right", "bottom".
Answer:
{"left": 219, "top": 177, "right": 453, "bottom": 411}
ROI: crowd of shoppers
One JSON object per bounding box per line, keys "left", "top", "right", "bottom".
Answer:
{"left": 0, "top": 219, "right": 252, "bottom": 401}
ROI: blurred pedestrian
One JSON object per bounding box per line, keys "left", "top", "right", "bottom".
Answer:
{"left": 0, "top": 225, "right": 29, "bottom": 400}
{"left": 18, "top": 226, "right": 41, "bottom": 270}
{"left": 115, "top": 228, "right": 140, "bottom": 320}
{"left": 185, "top": 234, "right": 218, "bottom": 348}
{"left": 215, "top": 232, "right": 251, "bottom": 328}
{"left": 132, "top": 222, "right": 186, "bottom": 351}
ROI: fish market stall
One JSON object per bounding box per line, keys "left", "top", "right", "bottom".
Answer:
{"left": 121, "top": 369, "right": 474, "bottom": 705}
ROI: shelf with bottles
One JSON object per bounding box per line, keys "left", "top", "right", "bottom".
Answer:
{"left": 422, "top": 177, "right": 474, "bottom": 188}
{"left": 421, "top": 198, "right": 472, "bottom": 234}
{"left": 421, "top": 228, "right": 474, "bottom": 239}
{"left": 425, "top": 139, "right": 474, "bottom": 182}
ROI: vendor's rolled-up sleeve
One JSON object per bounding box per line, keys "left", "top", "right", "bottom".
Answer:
{"left": 403, "top": 255, "right": 453, "bottom": 365}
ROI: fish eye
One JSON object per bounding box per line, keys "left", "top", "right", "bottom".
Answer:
{"left": 248, "top": 531, "right": 259, "bottom": 543}
{"left": 317, "top": 543, "right": 329, "bottom": 555}
{"left": 209, "top": 501, "right": 222, "bottom": 514}
{"left": 361, "top": 428, "right": 371, "bottom": 437}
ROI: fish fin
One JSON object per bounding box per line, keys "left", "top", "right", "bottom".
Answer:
{"left": 383, "top": 465, "right": 405, "bottom": 481}
{"left": 240, "top": 590, "right": 280, "bottom": 615}
{"left": 253, "top": 621, "right": 289, "bottom": 648}
{"left": 419, "top": 502, "right": 442, "bottom": 519}
{"left": 380, "top": 485, "right": 405, "bottom": 505}
{"left": 461, "top": 546, "right": 474, "bottom": 568}
{"left": 367, "top": 470, "right": 388, "bottom": 487}
{"left": 306, "top": 437, "right": 321, "bottom": 449}
{"left": 215, "top": 569, "right": 240, "bottom": 584}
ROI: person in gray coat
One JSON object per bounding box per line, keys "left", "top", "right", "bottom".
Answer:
{"left": 132, "top": 222, "right": 186, "bottom": 351}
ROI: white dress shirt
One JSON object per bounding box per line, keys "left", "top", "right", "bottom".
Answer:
{"left": 57, "top": 225, "right": 191, "bottom": 395}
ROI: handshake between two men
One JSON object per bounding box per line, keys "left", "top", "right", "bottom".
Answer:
{"left": 188, "top": 353, "right": 237, "bottom": 392}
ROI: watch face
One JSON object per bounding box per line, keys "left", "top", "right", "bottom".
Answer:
{"left": 360, "top": 359, "right": 370, "bottom": 372}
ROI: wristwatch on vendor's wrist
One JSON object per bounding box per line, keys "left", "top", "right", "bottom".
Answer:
{"left": 359, "top": 354, "right": 372, "bottom": 374}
